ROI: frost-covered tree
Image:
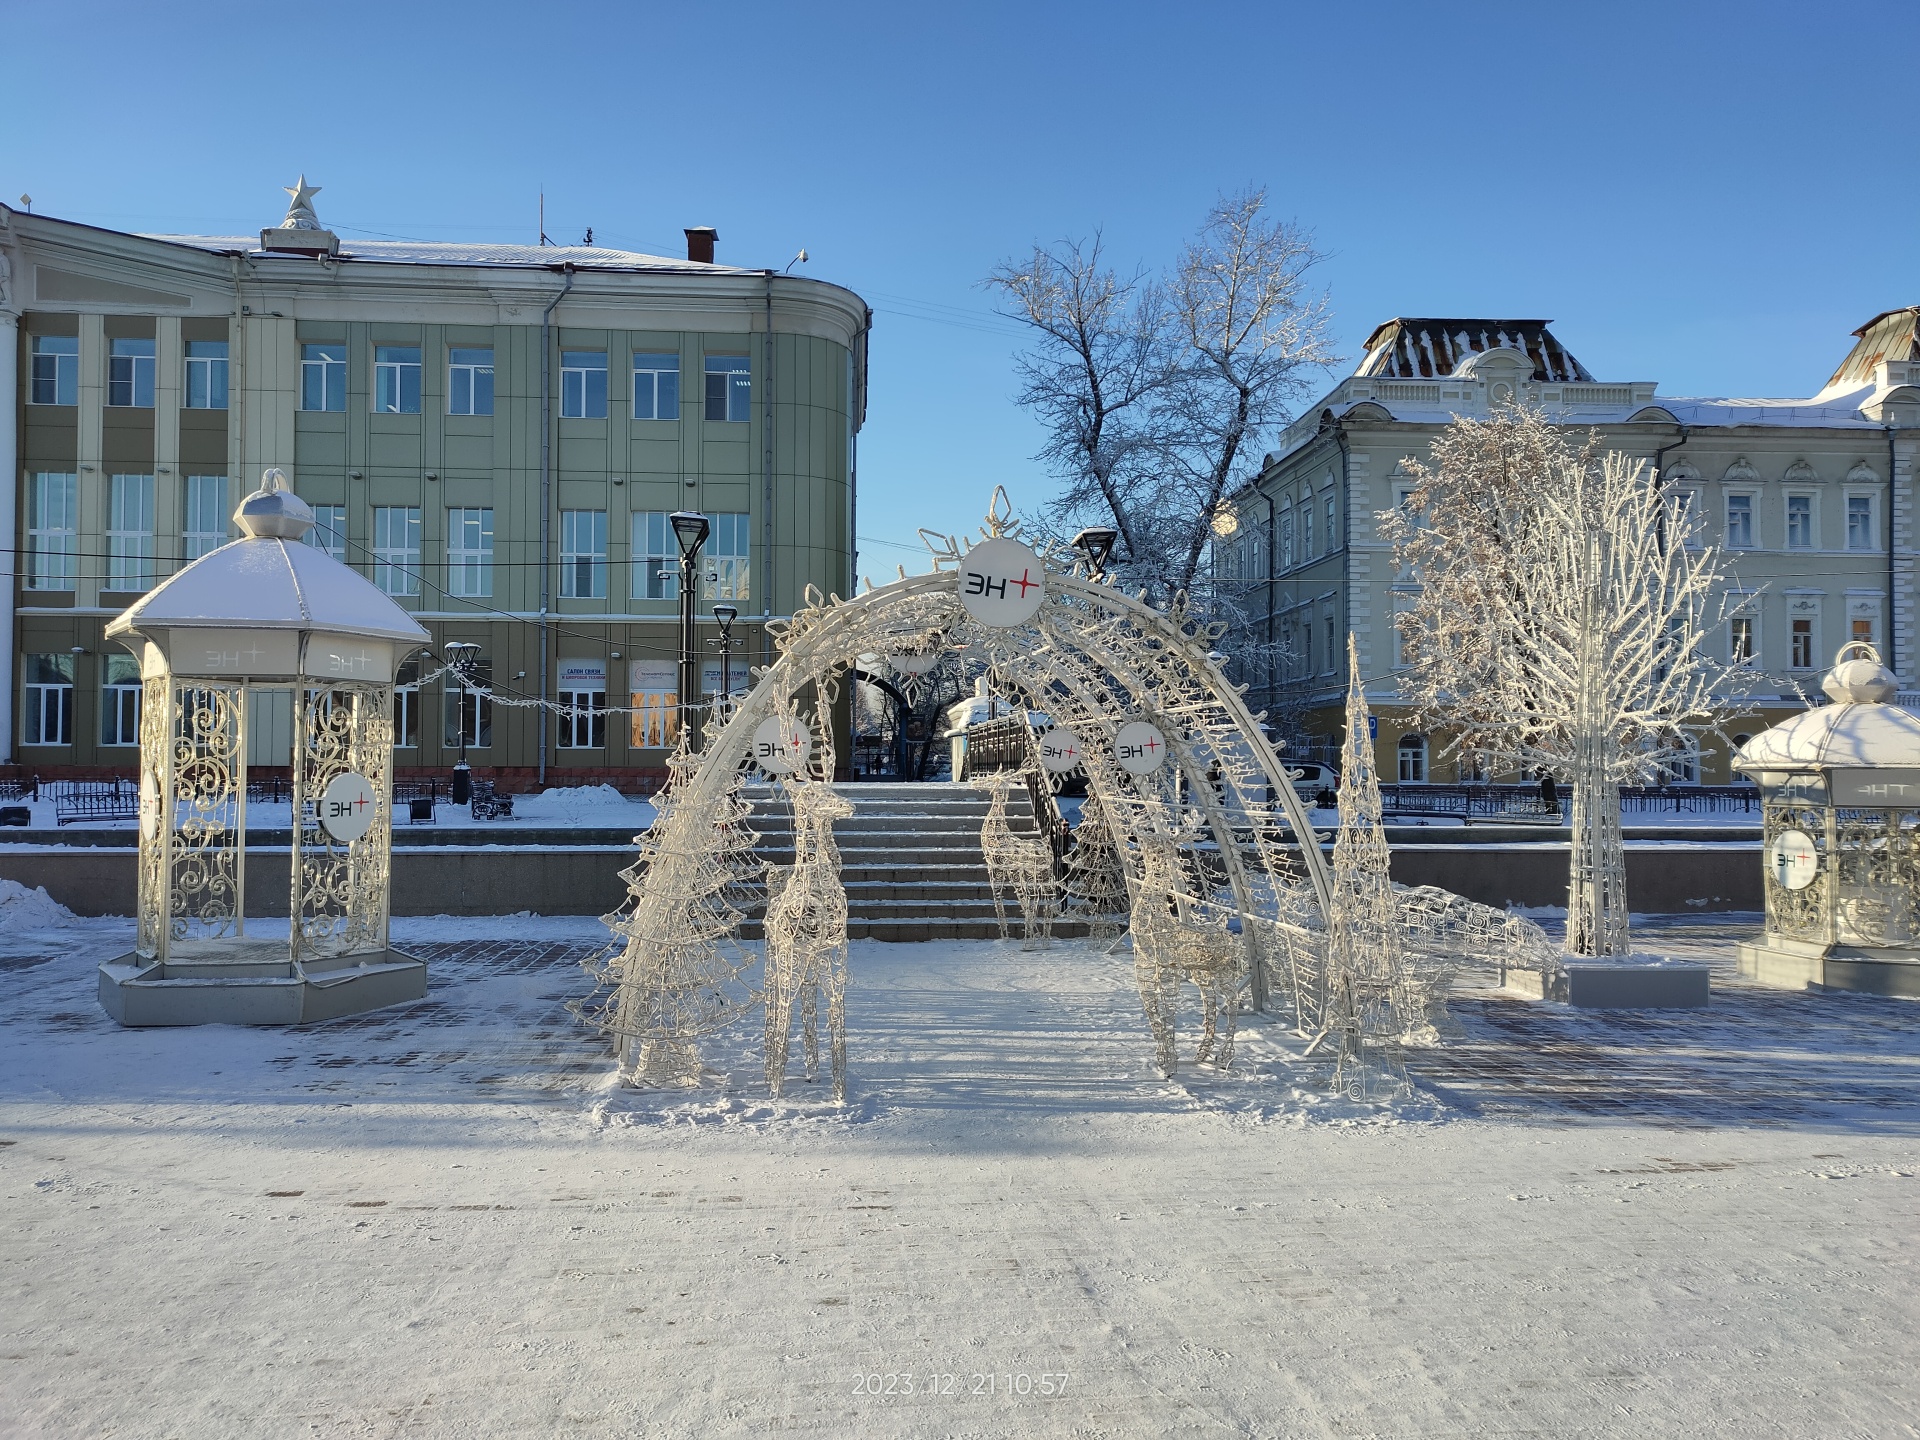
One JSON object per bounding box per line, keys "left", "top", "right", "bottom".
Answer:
{"left": 1382, "top": 404, "right": 1750, "bottom": 958}
{"left": 986, "top": 188, "right": 1337, "bottom": 607}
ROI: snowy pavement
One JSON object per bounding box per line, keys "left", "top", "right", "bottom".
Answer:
{"left": 3, "top": 915, "right": 1917, "bottom": 1437}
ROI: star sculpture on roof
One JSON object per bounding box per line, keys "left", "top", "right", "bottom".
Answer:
{"left": 279, "top": 176, "right": 323, "bottom": 231}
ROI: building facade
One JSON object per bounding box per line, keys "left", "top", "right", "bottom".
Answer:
{"left": 1216, "top": 314, "right": 1920, "bottom": 783}
{"left": 0, "top": 188, "right": 870, "bottom": 788}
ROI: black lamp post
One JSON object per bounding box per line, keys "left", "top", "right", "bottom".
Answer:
{"left": 1071, "top": 525, "right": 1119, "bottom": 579}
{"left": 444, "top": 640, "right": 480, "bottom": 804}
{"left": 670, "top": 511, "right": 710, "bottom": 746}
{"left": 710, "top": 602, "right": 738, "bottom": 714}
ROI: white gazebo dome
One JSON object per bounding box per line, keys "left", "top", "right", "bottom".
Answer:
{"left": 1734, "top": 699, "right": 1920, "bottom": 774}
{"left": 107, "top": 470, "right": 428, "bottom": 667}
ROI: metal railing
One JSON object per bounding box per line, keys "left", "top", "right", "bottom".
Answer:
{"left": 1374, "top": 782, "right": 1761, "bottom": 822}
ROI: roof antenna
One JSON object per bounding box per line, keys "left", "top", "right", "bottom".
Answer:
{"left": 538, "top": 189, "right": 551, "bottom": 248}
{"left": 17, "top": 194, "right": 30, "bottom": 214}
{"left": 581, "top": 227, "right": 594, "bottom": 246}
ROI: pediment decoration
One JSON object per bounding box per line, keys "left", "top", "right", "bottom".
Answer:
{"left": 1845, "top": 460, "right": 1880, "bottom": 486}
{"left": 1722, "top": 457, "right": 1761, "bottom": 485}
{"left": 1782, "top": 458, "right": 1821, "bottom": 486}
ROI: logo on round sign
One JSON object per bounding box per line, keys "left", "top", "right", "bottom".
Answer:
{"left": 319, "top": 771, "right": 378, "bottom": 843}
{"left": 1038, "top": 725, "right": 1084, "bottom": 774}
{"left": 138, "top": 772, "right": 160, "bottom": 842}
{"left": 1114, "top": 720, "right": 1169, "bottom": 776}
{"left": 751, "top": 715, "right": 812, "bottom": 775}
{"left": 1768, "top": 829, "right": 1819, "bottom": 891}
{"left": 887, "top": 651, "right": 939, "bottom": 677}
{"left": 956, "top": 537, "right": 1046, "bottom": 628}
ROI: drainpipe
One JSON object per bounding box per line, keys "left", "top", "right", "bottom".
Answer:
{"left": 762, "top": 272, "right": 776, "bottom": 673}
{"left": 1651, "top": 424, "right": 1689, "bottom": 485}
{"left": 1889, "top": 424, "right": 1900, "bottom": 682}
{"left": 0, "top": 305, "right": 16, "bottom": 765}
{"left": 1331, "top": 418, "right": 1351, "bottom": 729}
{"left": 539, "top": 265, "right": 575, "bottom": 787}
{"left": 1264, "top": 486, "right": 1277, "bottom": 718}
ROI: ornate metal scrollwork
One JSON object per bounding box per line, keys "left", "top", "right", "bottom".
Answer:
{"left": 292, "top": 684, "right": 394, "bottom": 960}
{"left": 167, "top": 683, "right": 246, "bottom": 942}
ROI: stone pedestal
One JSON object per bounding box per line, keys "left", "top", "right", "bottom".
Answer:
{"left": 98, "top": 941, "right": 427, "bottom": 1026}
{"left": 1739, "top": 938, "right": 1920, "bottom": 998}
{"left": 1503, "top": 960, "right": 1710, "bottom": 1007}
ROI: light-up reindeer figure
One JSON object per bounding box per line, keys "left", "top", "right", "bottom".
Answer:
{"left": 763, "top": 777, "right": 855, "bottom": 1100}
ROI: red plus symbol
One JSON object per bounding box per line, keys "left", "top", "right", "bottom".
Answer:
{"left": 1012, "top": 568, "right": 1036, "bottom": 597}
{"left": 1144, "top": 736, "right": 1160, "bottom": 753}
{"left": 353, "top": 792, "right": 370, "bottom": 813}
{"left": 1065, "top": 745, "right": 1077, "bottom": 760}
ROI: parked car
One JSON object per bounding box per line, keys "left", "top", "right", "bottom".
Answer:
{"left": 1278, "top": 761, "right": 1339, "bottom": 807}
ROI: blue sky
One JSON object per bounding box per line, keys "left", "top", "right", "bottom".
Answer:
{"left": 8, "top": 2, "right": 1916, "bottom": 574}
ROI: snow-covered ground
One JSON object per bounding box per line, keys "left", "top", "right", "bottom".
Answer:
{"left": 3, "top": 908, "right": 1916, "bottom": 1437}
{"left": 16, "top": 783, "right": 659, "bottom": 833}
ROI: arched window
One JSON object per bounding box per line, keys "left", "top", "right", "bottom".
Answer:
{"left": 1731, "top": 735, "right": 1755, "bottom": 784}
{"left": 1398, "top": 733, "right": 1428, "bottom": 783}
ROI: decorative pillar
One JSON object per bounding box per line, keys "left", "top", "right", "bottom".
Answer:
{"left": 0, "top": 307, "right": 17, "bottom": 763}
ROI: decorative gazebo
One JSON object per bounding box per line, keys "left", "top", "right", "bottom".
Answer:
{"left": 1734, "top": 642, "right": 1920, "bottom": 997}
{"left": 96, "top": 470, "right": 432, "bottom": 1026}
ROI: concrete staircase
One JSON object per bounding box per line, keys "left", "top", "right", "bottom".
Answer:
{"left": 741, "top": 782, "right": 1085, "bottom": 943}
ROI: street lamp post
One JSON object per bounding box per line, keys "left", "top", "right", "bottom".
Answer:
{"left": 444, "top": 640, "right": 480, "bottom": 805}
{"left": 709, "top": 603, "right": 738, "bottom": 719}
{"left": 670, "top": 511, "right": 710, "bottom": 748}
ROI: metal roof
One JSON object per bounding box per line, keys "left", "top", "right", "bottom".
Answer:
{"left": 1823, "top": 307, "right": 1920, "bottom": 392}
{"left": 1356, "top": 318, "right": 1594, "bottom": 383}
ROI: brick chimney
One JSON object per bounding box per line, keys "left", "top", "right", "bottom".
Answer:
{"left": 684, "top": 227, "right": 717, "bottom": 264}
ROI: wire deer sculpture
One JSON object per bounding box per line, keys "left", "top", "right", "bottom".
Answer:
{"left": 974, "top": 770, "right": 1059, "bottom": 949}
{"left": 763, "top": 777, "right": 855, "bottom": 1101}
{"left": 1127, "top": 837, "right": 1243, "bottom": 1077}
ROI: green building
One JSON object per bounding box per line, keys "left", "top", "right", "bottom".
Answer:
{"left": 0, "top": 184, "right": 870, "bottom": 787}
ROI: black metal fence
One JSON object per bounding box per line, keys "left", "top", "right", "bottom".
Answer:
{"left": 1372, "top": 782, "right": 1760, "bottom": 822}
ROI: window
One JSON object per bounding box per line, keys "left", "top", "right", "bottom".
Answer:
{"left": 705, "top": 511, "right": 751, "bottom": 602}
{"left": 1325, "top": 494, "right": 1338, "bottom": 552}
{"left": 393, "top": 661, "right": 420, "bottom": 748}
{"left": 443, "top": 661, "right": 492, "bottom": 748}
{"left": 633, "top": 352, "right": 680, "bottom": 420}
{"left": 1662, "top": 741, "right": 1700, "bottom": 786}
{"left": 101, "top": 654, "right": 141, "bottom": 747}
{"left": 561, "top": 351, "right": 607, "bottom": 419}
{"left": 24, "top": 655, "right": 74, "bottom": 746}
{"left": 374, "top": 345, "right": 422, "bottom": 413}
{"left": 1792, "top": 618, "right": 1814, "bottom": 669}
{"left": 1853, "top": 616, "right": 1877, "bottom": 646}
{"left": 183, "top": 475, "right": 228, "bottom": 560}
{"left": 1725, "top": 493, "right": 1754, "bottom": 548}
{"left": 184, "top": 340, "right": 229, "bottom": 409}
{"left": 448, "top": 347, "right": 494, "bottom": 416}
{"left": 1324, "top": 611, "right": 1337, "bottom": 674}
{"left": 1280, "top": 514, "right": 1295, "bottom": 571}
{"left": 632, "top": 511, "right": 678, "bottom": 601}
{"left": 1398, "top": 733, "right": 1427, "bottom": 783}
{"left": 27, "top": 472, "right": 77, "bottom": 591}
{"left": 1786, "top": 494, "right": 1813, "bottom": 549}
{"left": 446, "top": 508, "right": 494, "bottom": 598}
{"left": 704, "top": 355, "right": 750, "bottom": 421}
{"left": 1848, "top": 495, "right": 1875, "bottom": 550}
{"left": 107, "top": 474, "right": 156, "bottom": 590}
{"left": 373, "top": 507, "right": 421, "bottom": 596}
{"left": 558, "top": 663, "right": 608, "bottom": 749}
{"left": 302, "top": 344, "right": 347, "bottom": 411}
{"left": 1664, "top": 489, "right": 1700, "bottom": 549}
{"left": 305, "top": 505, "right": 347, "bottom": 562}
{"left": 560, "top": 509, "right": 608, "bottom": 598}
{"left": 30, "top": 336, "right": 78, "bottom": 405}
{"left": 1730, "top": 616, "right": 1755, "bottom": 665}
{"left": 108, "top": 337, "right": 156, "bottom": 407}
{"left": 1300, "top": 500, "right": 1313, "bottom": 560}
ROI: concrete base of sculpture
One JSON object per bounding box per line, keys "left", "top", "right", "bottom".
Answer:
{"left": 1738, "top": 936, "right": 1920, "bottom": 999}
{"left": 1503, "top": 959, "right": 1710, "bottom": 1008}
{"left": 98, "top": 937, "right": 427, "bottom": 1026}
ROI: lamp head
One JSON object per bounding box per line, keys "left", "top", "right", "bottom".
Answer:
{"left": 670, "top": 510, "right": 710, "bottom": 559}
{"left": 712, "top": 603, "right": 738, "bottom": 629}
{"left": 1071, "top": 525, "right": 1119, "bottom": 574}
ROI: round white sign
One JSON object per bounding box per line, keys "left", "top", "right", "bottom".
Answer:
{"left": 956, "top": 537, "right": 1047, "bottom": 628}
{"left": 138, "top": 772, "right": 160, "bottom": 842}
{"left": 887, "top": 650, "right": 939, "bottom": 677}
{"left": 1768, "top": 829, "right": 1819, "bottom": 891}
{"left": 1038, "top": 726, "right": 1085, "bottom": 774}
{"left": 751, "top": 715, "right": 812, "bottom": 775}
{"left": 1114, "top": 719, "right": 1170, "bottom": 776}
{"left": 318, "top": 771, "right": 378, "bottom": 843}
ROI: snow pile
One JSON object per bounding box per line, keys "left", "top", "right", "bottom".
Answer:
{"left": 508, "top": 784, "right": 654, "bottom": 828}
{"left": 0, "top": 877, "right": 75, "bottom": 932}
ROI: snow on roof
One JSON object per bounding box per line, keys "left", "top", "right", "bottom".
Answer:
{"left": 142, "top": 235, "right": 747, "bottom": 274}
{"left": 107, "top": 536, "right": 431, "bottom": 645}
{"left": 1734, "top": 701, "right": 1920, "bottom": 772}
{"left": 1823, "top": 306, "right": 1920, "bottom": 393}
{"left": 1628, "top": 385, "right": 1887, "bottom": 430}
